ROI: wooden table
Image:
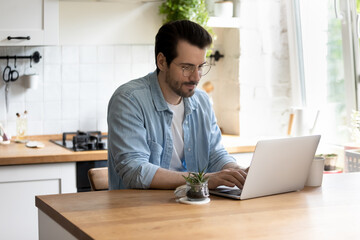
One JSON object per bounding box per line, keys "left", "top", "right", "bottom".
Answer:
{"left": 36, "top": 173, "right": 360, "bottom": 240}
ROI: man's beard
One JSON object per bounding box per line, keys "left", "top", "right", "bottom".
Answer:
{"left": 165, "top": 71, "right": 198, "bottom": 98}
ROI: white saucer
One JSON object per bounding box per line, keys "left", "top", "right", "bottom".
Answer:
{"left": 26, "top": 141, "right": 45, "bottom": 148}
{"left": 179, "top": 197, "right": 210, "bottom": 205}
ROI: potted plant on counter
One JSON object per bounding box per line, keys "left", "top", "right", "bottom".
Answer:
{"left": 159, "top": 0, "right": 209, "bottom": 27}
{"left": 323, "top": 154, "right": 338, "bottom": 171}
{"left": 183, "top": 168, "right": 210, "bottom": 201}
{"left": 317, "top": 153, "right": 338, "bottom": 171}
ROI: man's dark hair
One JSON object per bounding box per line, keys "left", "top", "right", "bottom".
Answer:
{"left": 155, "top": 20, "right": 212, "bottom": 74}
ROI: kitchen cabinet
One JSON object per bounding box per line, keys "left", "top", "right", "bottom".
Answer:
{"left": 0, "top": 0, "right": 59, "bottom": 46}
{"left": 0, "top": 163, "right": 76, "bottom": 240}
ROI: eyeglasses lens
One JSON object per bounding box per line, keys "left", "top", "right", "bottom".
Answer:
{"left": 183, "top": 64, "right": 211, "bottom": 77}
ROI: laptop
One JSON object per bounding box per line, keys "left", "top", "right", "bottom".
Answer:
{"left": 210, "top": 135, "right": 321, "bottom": 200}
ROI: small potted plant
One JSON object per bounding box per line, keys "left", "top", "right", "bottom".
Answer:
{"left": 324, "top": 153, "right": 338, "bottom": 171}
{"left": 316, "top": 153, "right": 338, "bottom": 171}
{"left": 183, "top": 168, "right": 210, "bottom": 201}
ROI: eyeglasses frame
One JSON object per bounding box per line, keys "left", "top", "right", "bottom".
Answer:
{"left": 172, "top": 62, "right": 211, "bottom": 77}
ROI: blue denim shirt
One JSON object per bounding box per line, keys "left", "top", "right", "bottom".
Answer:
{"left": 107, "top": 71, "right": 236, "bottom": 189}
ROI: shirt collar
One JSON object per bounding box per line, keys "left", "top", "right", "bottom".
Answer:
{"left": 149, "top": 71, "right": 199, "bottom": 114}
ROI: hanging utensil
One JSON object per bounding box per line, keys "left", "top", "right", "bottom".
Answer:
{"left": 4, "top": 84, "right": 9, "bottom": 113}
{"left": 11, "top": 56, "right": 19, "bottom": 81}
{"left": 3, "top": 57, "right": 11, "bottom": 113}
{"left": 2, "top": 57, "right": 19, "bottom": 113}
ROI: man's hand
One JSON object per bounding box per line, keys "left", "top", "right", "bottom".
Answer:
{"left": 206, "top": 168, "right": 247, "bottom": 190}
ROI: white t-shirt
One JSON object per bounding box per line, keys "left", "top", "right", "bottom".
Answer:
{"left": 167, "top": 99, "right": 185, "bottom": 171}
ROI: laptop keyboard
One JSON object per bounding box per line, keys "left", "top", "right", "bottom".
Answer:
{"left": 218, "top": 188, "right": 242, "bottom": 196}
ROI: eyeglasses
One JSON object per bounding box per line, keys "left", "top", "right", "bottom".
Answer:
{"left": 173, "top": 62, "right": 211, "bottom": 77}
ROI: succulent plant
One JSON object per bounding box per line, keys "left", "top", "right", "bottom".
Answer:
{"left": 183, "top": 168, "right": 209, "bottom": 184}
{"left": 183, "top": 168, "right": 209, "bottom": 201}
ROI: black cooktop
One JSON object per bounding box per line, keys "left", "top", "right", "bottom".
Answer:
{"left": 50, "top": 131, "right": 107, "bottom": 152}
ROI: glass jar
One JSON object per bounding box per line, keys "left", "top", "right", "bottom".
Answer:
{"left": 186, "top": 181, "right": 209, "bottom": 201}
{"left": 16, "top": 116, "right": 28, "bottom": 142}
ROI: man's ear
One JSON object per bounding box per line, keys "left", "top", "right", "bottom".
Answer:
{"left": 157, "top": 52, "right": 167, "bottom": 72}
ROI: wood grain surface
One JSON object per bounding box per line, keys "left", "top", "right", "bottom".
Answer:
{"left": 36, "top": 173, "right": 360, "bottom": 240}
{"left": 0, "top": 135, "right": 107, "bottom": 166}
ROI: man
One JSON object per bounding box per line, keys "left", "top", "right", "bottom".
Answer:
{"left": 108, "top": 20, "right": 247, "bottom": 190}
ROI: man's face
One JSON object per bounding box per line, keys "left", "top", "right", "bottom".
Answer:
{"left": 165, "top": 40, "right": 207, "bottom": 98}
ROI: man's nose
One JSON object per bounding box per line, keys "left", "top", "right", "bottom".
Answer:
{"left": 189, "top": 68, "right": 201, "bottom": 81}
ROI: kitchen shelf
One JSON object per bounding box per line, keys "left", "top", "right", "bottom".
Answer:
{"left": 208, "top": 17, "right": 241, "bottom": 28}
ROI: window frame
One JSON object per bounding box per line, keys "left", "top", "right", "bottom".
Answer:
{"left": 287, "top": 0, "right": 360, "bottom": 143}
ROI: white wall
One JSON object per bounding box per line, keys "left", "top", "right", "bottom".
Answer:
{"left": 0, "top": 44, "right": 156, "bottom": 137}
{"left": 237, "top": 0, "right": 292, "bottom": 137}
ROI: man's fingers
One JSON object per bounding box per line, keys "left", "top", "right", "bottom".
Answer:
{"left": 239, "top": 169, "right": 247, "bottom": 179}
{"left": 224, "top": 169, "right": 246, "bottom": 185}
{"left": 208, "top": 169, "right": 246, "bottom": 189}
{"left": 221, "top": 174, "right": 243, "bottom": 188}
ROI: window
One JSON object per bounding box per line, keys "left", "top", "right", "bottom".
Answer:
{"left": 289, "top": 0, "right": 360, "bottom": 144}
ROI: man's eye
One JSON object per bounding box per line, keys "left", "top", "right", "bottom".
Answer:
{"left": 182, "top": 66, "right": 192, "bottom": 71}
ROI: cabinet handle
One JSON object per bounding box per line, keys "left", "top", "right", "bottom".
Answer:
{"left": 7, "top": 36, "right": 31, "bottom": 40}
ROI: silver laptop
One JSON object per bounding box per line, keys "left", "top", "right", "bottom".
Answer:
{"left": 210, "top": 135, "right": 321, "bottom": 200}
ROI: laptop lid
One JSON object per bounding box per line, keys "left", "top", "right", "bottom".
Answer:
{"left": 210, "top": 135, "right": 321, "bottom": 200}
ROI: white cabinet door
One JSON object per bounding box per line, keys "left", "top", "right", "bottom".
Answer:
{"left": 0, "top": 163, "right": 76, "bottom": 240}
{"left": 0, "top": 0, "right": 59, "bottom": 46}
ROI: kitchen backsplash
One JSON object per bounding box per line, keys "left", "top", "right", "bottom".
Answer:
{"left": 0, "top": 45, "right": 156, "bottom": 137}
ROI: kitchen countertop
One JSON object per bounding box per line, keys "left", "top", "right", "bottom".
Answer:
{"left": 0, "top": 135, "right": 108, "bottom": 166}
{"left": 0, "top": 134, "right": 255, "bottom": 166}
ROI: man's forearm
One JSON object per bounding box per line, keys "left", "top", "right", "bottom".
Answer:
{"left": 150, "top": 163, "right": 247, "bottom": 190}
{"left": 223, "top": 162, "right": 249, "bottom": 172}
{"left": 222, "top": 162, "right": 241, "bottom": 170}
{"left": 150, "top": 168, "right": 187, "bottom": 189}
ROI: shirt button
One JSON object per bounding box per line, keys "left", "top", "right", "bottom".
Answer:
{"left": 188, "top": 148, "right": 191, "bottom": 152}
{"left": 185, "top": 121, "right": 188, "bottom": 124}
